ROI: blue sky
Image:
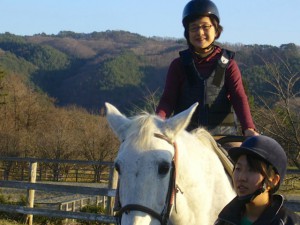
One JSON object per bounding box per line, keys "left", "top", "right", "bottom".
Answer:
{"left": 1, "top": 0, "right": 299, "bottom": 47}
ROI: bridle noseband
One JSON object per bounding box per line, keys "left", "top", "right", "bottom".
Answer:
{"left": 114, "top": 133, "right": 179, "bottom": 225}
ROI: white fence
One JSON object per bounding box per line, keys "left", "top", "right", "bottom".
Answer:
{"left": 0, "top": 157, "right": 118, "bottom": 225}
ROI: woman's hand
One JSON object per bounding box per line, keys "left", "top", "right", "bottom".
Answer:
{"left": 244, "top": 128, "right": 260, "bottom": 137}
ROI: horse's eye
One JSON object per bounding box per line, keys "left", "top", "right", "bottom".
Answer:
{"left": 158, "top": 162, "right": 170, "bottom": 175}
{"left": 115, "top": 163, "right": 121, "bottom": 175}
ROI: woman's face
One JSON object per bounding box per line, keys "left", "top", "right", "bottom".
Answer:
{"left": 188, "top": 16, "right": 216, "bottom": 52}
{"left": 233, "top": 155, "right": 265, "bottom": 197}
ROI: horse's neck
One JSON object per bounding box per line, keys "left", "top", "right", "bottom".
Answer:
{"left": 172, "top": 133, "right": 235, "bottom": 224}
{"left": 177, "top": 132, "right": 233, "bottom": 190}
{"left": 175, "top": 133, "right": 218, "bottom": 185}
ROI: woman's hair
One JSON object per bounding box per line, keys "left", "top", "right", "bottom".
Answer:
{"left": 184, "top": 15, "right": 223, "bottom": 48}
{"left": 241, "top": 155, "right": 280, "bottom": 194}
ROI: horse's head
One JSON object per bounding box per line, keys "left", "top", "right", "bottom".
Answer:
{"left": 105, "top": 103, "right": 198, "bottom": 225}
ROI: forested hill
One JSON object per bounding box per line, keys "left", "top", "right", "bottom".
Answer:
{"left": 0, "top": 31, "right": 299, "bottom": 114}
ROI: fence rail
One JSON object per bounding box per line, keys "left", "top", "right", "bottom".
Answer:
{"left": 0, "top": 157, "right": 118, "bottom": 225}
{"left": 0, "top": 157, "right": 298, "bottom": 224}
{"left": 0, "top": 180, "right": 116, "bottom": 196}
{"left": 0, "top": 157, "right": 113, "bottom": 182}
{"left": 59, "top": 196, "right": 107, "bottom": 211}
{"left": 0, "top": 204, "right": 117, "bottom": 223}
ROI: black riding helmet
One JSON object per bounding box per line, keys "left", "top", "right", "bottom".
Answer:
{"left": 182, "top": 0, "right": 220, "bottom": 26}
{"left": 182, "top": 0, "right": 222, "bottom": 48}
{"left": 229, "top": 135, "right": 287, "bottom": 187}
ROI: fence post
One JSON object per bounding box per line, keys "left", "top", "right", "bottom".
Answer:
{"left": 75, "top": 167, "right": 79, "bottom": 182}
{"left": 38, "top": 163, "right": 42, "bottom": 181}
{"left": 102, "top": 196, "right": 106, "bottom": 208}
{"left": 25, "top": 161, "right": 37, "bottom": 225}
{"left": 80, "top": 199, "right": 84, "bottom": 209}
{"left": 107, "top": 164, "right": 118, "bottom": 221}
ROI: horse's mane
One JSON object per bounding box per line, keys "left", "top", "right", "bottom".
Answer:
{"left": 192, "top": 128, "right": 234, "bottom": 176}
{"left": 191, "top": 128, "right": 219, "bottom": 151}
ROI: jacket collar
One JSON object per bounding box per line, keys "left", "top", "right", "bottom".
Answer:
{"left": 218, "top": 195, "right": 284, "bottom": 224}
{"left": 253, "top": 195, "right": 284, "bottom": 224}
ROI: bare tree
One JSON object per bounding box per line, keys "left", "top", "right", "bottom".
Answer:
{"left": 129, "top": 88, "right": 161, "bottom": 116}
{"left": 77, "top": 113, "right": 119, "bottom": 182}
{"left": 34, "top": 107, "right": 80, "bottom": 181}
{"left": 253, "top": 55, "right": 300, "bottom": 167}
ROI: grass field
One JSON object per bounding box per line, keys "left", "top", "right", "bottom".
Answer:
{"left": 0, "top": 220, "right": 20, "bottom": 225}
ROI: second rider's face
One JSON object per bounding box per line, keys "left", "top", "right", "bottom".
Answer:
{"left": 188, "top": 16, "right": 216, "bottom": 53}
{"left": 233, "top": 155, "right": 265, "bottom": 197}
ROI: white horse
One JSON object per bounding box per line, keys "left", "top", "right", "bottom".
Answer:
{"left": 106, "top": 102, "right": 235, "bottom": 225}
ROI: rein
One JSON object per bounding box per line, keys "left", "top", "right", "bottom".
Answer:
{"left": 114, "top": 133, "right": 178, "bottom": 225}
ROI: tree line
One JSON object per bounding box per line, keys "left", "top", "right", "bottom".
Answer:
{"left": 0, "top": 68, "right": 120, "bottom": 181}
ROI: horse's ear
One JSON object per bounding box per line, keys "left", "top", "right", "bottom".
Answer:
{"left": 163, "top": 103, "right": 198, "bottom": 138}
{"left": 105, "top": 102, "right": 131, "bottom": 141}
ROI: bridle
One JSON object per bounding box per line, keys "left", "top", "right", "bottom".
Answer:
{"left": 114, "top": 133, "right": 179, "bottom": 225}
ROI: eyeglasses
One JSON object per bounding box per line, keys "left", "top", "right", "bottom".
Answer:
{"left": 189, "top": 24, "right": 213, "bottom": 33}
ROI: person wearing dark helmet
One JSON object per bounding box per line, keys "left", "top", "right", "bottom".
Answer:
{"left": 214, "top": 135, "right": 300, "bottom": 225}
{"left": 156, "top": 0, "right": 259, "bottom": 136}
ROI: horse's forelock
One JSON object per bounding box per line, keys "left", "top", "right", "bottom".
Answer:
{"left": 126, "top": 113, "right": 161, "bottom": 149}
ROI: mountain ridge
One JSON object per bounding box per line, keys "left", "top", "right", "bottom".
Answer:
{"left": 0, "top": 31, "right": 299, "bottom": 114}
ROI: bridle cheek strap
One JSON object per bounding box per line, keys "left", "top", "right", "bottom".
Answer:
{"left": 154, "top": 133, "right": 178, "bottom": 212}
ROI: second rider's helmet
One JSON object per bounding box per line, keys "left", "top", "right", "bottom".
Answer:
{"left": 229, "top": 135, "right": 287, "bottom": 192}
{"left": 228, "top": 135, "right": 287, "bottom": 204}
